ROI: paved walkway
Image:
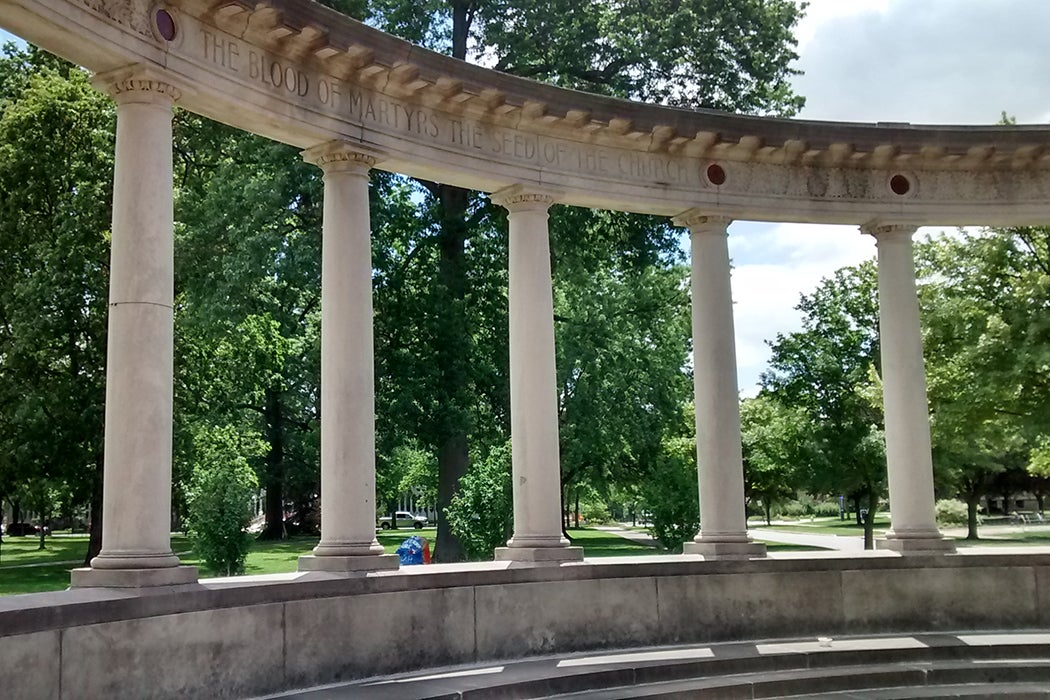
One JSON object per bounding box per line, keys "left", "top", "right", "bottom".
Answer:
{"left": 595, "top": 524, "right": 858, "bottom": 552}
{"left": 749, "top": 528, "right": 864, "bottom": 551}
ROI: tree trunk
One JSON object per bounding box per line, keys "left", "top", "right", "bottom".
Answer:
{"left": 431, "top": 181, "right": 473, "bottom": 563}
{"left": 388, "top": 501, "right": 399, "bottom": 529}
{"left": 764, "top": 498, "right": 772, "bottom": 527}
{"left": 573, "top": 489, "right": 580, "bottom": 529}
{"left": 966, "top": 496, "right": 980, "bottom": 540}
{"left": 863, "top": 490, "right": 876, "bottom": 550}
{"left": 12, "top": 500, "right": 20, "bottom": 527}
{"left": 258, "top": 388, "right": 287, "bottom": 540}
{"left": 85, "top": 468, "right": 103, "bottom": 564}
{"left": 435, "top": 433, "right": 468, "bottom": 561}
{"left": 852, "top": 495, "right": 862, "bottom": 526}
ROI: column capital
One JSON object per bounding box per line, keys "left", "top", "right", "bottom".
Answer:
{"left": 491, "top": 185, "right": 557, "bottom": 213}
{"left": 302, "top": 140, "right": 384, "bottom": 174}
{"left": 861, "top": 222, "right": 919, "bottom": 241}
{"left": 672, "top": 209, "right": 733, "bottom": 235}
{"left": 92, "top": 65, "right": 191, "bottom": 106}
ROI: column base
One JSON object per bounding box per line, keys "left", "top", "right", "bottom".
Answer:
{"left": 877, "top": 534, "right": 956, "bottom": 555}
{"left": 298, "top": 553, "right": 400, "bottom": 573}
{"left": 494, "top": 546, "right": 584, "bottom": 563}
{"left": 70, "top": 565, "right": 198, "bottom": 589}
{"left": 683, "top": 540, "right": 767, "bottom": 560}
{"left": 311, "top": 541, "right": 387, "bottom": 557}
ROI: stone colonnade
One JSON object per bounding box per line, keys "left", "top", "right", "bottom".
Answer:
{"left": 72, "top": 68, "right": 952, "bottom": 587}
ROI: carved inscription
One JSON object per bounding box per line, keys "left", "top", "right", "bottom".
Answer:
{"left": 195, "top": 27, "right": 697, "bottom": 186}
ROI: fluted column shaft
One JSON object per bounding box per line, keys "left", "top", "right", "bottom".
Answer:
{"left": 675, "top": 211, "right": 764, "bottom": 559}
{"left": 492, "top": 187, "right": 582, "bottom": 563}
{"left": 864, "top": 223, "right": 954, "bottom": 554}
{"left": 299, "top": 141, "right": 397, "bottom": 573}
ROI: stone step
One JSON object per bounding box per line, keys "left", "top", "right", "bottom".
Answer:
{"left": 269, "top": 633, "right": 1050, "bottom": 700}
{"left": 550, "top": 661, "right": 1050, "bottom": 699}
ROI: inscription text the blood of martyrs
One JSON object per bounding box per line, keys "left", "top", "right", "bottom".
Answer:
{"left": 195, "top": 27, "right": 694, "bottom": 185}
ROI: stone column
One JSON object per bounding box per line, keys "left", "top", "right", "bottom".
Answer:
{"left": 673, "top": 211, "right": 765, "bottom": 559}
{"left": 72, "top": 68, "right": 197, "bottom": 588}
{"left": 299, "top": 142, "right": 398, "bottom": 573}
{"left": 491, "top": 186, "right": 582, "bottom": 563}
{"left": 863, "top": 223, "right": 955, "bottom": 554}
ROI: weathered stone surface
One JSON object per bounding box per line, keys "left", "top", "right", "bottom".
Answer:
{"left": 60, "top": 604, "right": 284, "bottom": 699}
{"left": 2, "top": 630, "right": 60, "bottom": 700}
{"left": 475, "top": 577, "right": 660, "bottom": 658}
{"left": 283, "top": 586, "right": 476, "bottom": 687}
{"left": 656, "top": 570, "right": 846, "bottom": 644}
{"left": 841, "top": 564, "right": 1038, "bottom": 632}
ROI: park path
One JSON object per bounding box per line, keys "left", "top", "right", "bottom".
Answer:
{"left": 596, "top": 524, "right": 860, "bottom": 552}
{"left": 748, "top": 528, "right": 864, "bottom": 551}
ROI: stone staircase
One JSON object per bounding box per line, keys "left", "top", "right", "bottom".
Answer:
{"left": 269, "top": 632, "right": 1050, "bottom": 699}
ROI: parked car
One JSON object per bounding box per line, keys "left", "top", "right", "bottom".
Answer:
{"left": 378, "top": 511, "right": 428, "bottom": 529}
{"left": 5, "top": 522, "right": 39, "bottom": 536}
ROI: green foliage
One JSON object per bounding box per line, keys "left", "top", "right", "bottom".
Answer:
{"left": 740, "top": 395, "right": 809, "bottom": 523}
{"left": 0, "top": 47, "right": 113, "bottom": 560}
{"left": 639, "top": 437, "right": 700, "bottom": 552}
{"left": 935, "top": 499, "right": 969, "bottom": 526}
{"left": 445, "top": 442, "right": 513, "bottom": 560}
{"left": 184, "top": 426, "right": 262, "bottom": 576}
{"left": 580, "top": 499, "right": 612, "bottom": 526}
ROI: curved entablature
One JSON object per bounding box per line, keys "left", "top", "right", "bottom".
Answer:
{"left": 2, "top": 0, "right": 1049, "bottom": 224}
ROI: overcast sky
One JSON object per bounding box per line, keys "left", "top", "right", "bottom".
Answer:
{"left": 729, "top": 0, "right": 1050, "bottom": 395}
{"left": 2, "top": 2, "right": 1049, "bottom": 394}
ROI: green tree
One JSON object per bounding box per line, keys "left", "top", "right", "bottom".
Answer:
{"left": 445, "top": 441, "right": 512, "bottom": 560}
{"left": 762, "top": 263, "right": 886, "bottom": 548}
{"left": 638, "top": 436, "right": 700, "bottom": 552}
{"left": 0, "top": 47, "right": 113, "bottom": 562}
{"left": 740, "top": 395, "right": 808, "bottom": 526}
{"left": 918, "top": 230, "right": 1050, "bottom": 538}
{"left": 173, "top": 118, "right": 323, "bottom": 540}
{"left": 184, "top": 424, "right": 263, "bottom": 576}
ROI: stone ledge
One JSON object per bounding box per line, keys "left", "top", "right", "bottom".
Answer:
{"left": 297, "top": 554, "right": 400, "bottom": 573}
{"left": 683, "top": 540, "right": 768, "bottom": 559}
{"left": 877, "top": 537, "right": 958, "bottom": 555}
{"left": 69, "top": 565, "right": 199, "bottom": 589}
{"left": 494, "top": 546, "right": 585, "bottom": 563}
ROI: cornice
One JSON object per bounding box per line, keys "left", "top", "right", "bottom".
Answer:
{"left": 195, "top": 0, "right": 1050, "bottom": 174}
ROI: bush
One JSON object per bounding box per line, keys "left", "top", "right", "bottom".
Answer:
{"left": 813, "top": 501, "right": 842, "bottom": 517}
{"left": 185, "top": 425, "right": 261, "bottom": 576}
{"left": 639, "top": 437, "right": 699, "bottom": 552}
{"left": 775, "top": 500, "right": 806, "bottom": 518}
{"left": 580, "top": 500, "right": 611, "bottom": 525}
{"left": 935, "top": 499, "right": 969, "bottom": 526}
{"left": 446, "top": 442, "right": 513, "bottom": 560}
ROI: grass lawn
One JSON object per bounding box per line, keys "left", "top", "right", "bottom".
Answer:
{"left": 954, "top": 529, "right": 1050, "bottom": 547}
{"left": 749, "top": 516, "right": 892, "bottom": 537}
{"left": 0, "top": 527, "right": 672, "bottom": 596}
{"left": 0, "top": 535, "right": 190, "bottom": 597}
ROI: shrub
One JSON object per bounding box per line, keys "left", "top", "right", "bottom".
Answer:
{"left": 446, "top": 442, "right": 513, "bottom": 560}
{"left": 813, "top": 501, "right": 843, "bottom": 517}
{"left": 185, "top": 425, "right": 261, "bottom": 576}
{"left": 639, "top": 437, "right": 699, "bottom": 552}
{"left": 775, "top": 500, "right": 806, "bottom": 518}
{"left": 580, "top": 499, "right": 612, "bottom": 525}
{"left": 935, "top": 498, "right": 969, "bottom": 526}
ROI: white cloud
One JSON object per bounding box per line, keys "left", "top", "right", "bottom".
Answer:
{"left": 726, "top": 1, "right": 1050, "bottom": 394}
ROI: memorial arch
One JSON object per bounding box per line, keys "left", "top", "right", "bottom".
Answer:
{"left": 3, "top": 1, "right": 1050, "bottom": 697}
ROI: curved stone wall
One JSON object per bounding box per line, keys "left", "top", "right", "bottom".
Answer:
{"left": 3, "top": 554, "right": 1050, "bottom": 699}
{"left": 1, "top": 0, "right": 1049, "bottom": 223}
